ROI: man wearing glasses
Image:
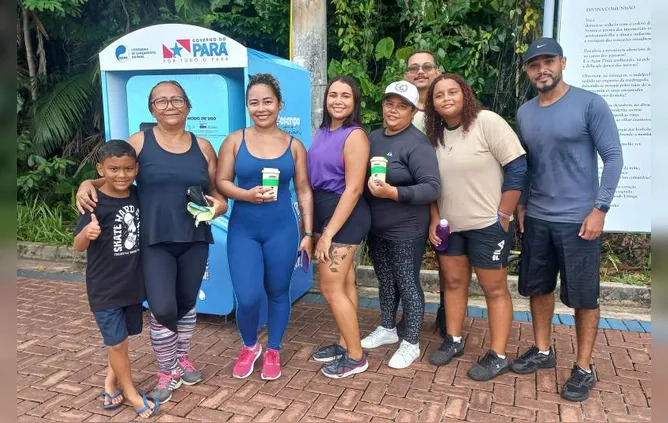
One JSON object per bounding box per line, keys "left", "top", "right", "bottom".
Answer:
{"left": 403, "top": 50, "right": 440, "bottom": 133}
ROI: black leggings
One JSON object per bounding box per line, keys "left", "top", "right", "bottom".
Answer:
{"left": 142, "top": 242, "right": 209, "bottom": 332}
{"left": 367, "top": 233, "right": 426, "bottom": 344}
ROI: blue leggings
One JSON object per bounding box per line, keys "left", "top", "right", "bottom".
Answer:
{"left": 227, "top": 212, "right": 299, "bottom": 350}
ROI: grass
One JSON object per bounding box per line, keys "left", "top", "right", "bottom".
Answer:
{"left": 17, "top": 198, "right": 78, "bottom": 246}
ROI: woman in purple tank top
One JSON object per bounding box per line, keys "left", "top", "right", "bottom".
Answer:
{"left": 307, "top": 76, "right": 372, "bottom": 378}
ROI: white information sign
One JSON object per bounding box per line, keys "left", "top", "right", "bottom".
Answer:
{"left": 99, "top": 24, "right": 248, "bottom": 71}
{"left": 558, "top": 0, "right": 652, "bottom": 233}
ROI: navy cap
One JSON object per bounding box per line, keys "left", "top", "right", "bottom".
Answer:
{"left": 523, "top": 37, "right": 563, "bottom": 63}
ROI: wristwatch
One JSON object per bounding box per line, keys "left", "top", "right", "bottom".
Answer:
{"left": 594, "top": 203, "right": 610, "bottom": 213}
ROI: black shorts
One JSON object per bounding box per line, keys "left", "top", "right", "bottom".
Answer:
{"left": 313, "top": 189, "right": 371, "bottom": 245}
{"left": 518, "top": 216, "right": 602, "bottom": 309}
{"left": 438, "top": 220, "right": 515, "bottom": 269}
{"left": 93, "top": 303, "right": 144, "bottom": 346}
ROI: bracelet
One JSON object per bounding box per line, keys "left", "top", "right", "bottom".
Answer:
{"left": 497, "top": 210, "right": 512, "bottom": 220}
{"left": 304, "top": 232, "right": 314, "bottom": 237}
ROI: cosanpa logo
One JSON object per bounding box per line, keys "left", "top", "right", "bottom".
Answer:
{"left": 115, "top": 45, "right": 128, "bottom": 62}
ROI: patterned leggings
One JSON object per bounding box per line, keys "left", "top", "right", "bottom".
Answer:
{"left": 150, "top": 308, "right": 197, "bottom": 374}
{"left": 367, "top": 233, "right": 426, "bottom": 344}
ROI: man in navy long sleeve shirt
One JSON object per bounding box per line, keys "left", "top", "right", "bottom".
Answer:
{"left": 511, "top": 38, "right": 623, "bottom": 403}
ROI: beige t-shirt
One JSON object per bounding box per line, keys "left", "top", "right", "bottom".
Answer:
{"left": 436, "top": 110, "right": 525, "bottom": 232}
{"left": 412, "top": 109, "right": 426, "bottom": 133}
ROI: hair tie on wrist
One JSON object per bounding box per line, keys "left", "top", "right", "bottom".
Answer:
{"left": 497, "top": 210, "right": 512, "bottom": 220}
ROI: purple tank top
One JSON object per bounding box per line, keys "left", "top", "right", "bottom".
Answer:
{"left": 307, "top": 125, "right": 362, "bottom": 195}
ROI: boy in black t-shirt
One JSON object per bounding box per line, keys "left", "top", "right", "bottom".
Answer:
{"left": 73, "top": 140, "right": 158, "bottom": 418}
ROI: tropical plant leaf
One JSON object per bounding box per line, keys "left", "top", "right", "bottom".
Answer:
{"left": 29, "top": 69, "right": 97, "bottom": 156}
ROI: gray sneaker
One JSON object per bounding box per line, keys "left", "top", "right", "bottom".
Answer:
{"left": 177, "top": 355, "right": 203, "bottom": 385}
{"left": 468, "top": 350, "right": 509, "bottom": 381}
{"left": 561, "top": 364, "right": 596, "bottom": 402}
{"left": 321, "top": 352, "right": 369, "bottom": 379}
{"left": 429, "top": 335, "right": 465, "bottom": 366}
{"left": 511, "top": 345, "right": 556, "bottom": 374}
{"left": 312, "top": 343, "right": 346, "bottom": 363}
{"left": 149, "top": 370, "right": 182, "bottom": 404}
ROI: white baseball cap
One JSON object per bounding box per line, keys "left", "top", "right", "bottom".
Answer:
{"left": 382, "top": 80, "right": 419, "bottom": 108}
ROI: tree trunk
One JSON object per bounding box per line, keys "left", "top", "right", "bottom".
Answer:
{"left": 36, "top": 27, "right": 46, "bottom": 76}
{"left": 22, "top": 7, "right": 37, "bottom": 101}
{"left": 290, "top": 0, "right": 327, "bottom": 134}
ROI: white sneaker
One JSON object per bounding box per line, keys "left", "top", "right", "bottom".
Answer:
{"left": 388, "top": 340, "right": 420, "bottom": 369}
{"left": 361, "top": 326, "right": 399, "bottom": 349}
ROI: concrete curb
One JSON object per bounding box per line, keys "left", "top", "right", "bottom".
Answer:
{"left": 18, "top": 241, "right": 650, "bottom": 308}
{"left": 18, "top": 242, "right": 87, "bottom": 264}
{"left": 349, "top": 266, "right": 651, "bottom": 308}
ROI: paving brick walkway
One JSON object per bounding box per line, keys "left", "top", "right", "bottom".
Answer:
{"left": 17, "top": 277, "right": 651, "bottom": 422}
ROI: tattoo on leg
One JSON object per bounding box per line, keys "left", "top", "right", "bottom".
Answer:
{"left": 328, "top": 243, "right": 354, "bottom": 273}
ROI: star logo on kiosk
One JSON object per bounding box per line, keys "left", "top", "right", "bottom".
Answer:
{"left": 162, "top": 39, "right": 191, "bottom": 58}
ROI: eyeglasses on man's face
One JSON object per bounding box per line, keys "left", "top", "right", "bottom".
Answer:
{"left": 407, "top": 63, "right": 436, "bottom": 74}
{"left": 151, "top": 96, "right": 186, "bottom": 110}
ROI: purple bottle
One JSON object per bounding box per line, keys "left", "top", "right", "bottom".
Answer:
{"left": 432, "top": 219, "right": 450, "bottom": 252}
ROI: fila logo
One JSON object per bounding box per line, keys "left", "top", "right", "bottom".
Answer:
{"left": 492, "top": 240, "right": 505, "bottom": 261}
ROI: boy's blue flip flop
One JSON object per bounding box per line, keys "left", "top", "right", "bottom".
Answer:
{"left": 135, "top": 393, "right": 159, "bottom": 418}
{"left": 100, "top": 391, "right": 123, "bottom": 409}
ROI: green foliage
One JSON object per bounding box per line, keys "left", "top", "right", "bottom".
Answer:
{"left": 17, "top": 155, "right": 77, "bottom": 200}
{"left": 375, "top": 37, "right": 395, "bottom": 60}
{"left": 29, "top": 71, "right": 98, "bottom": 156}
{"left": 326, "top": 0, "right": 544, "bottom": 129}
{"left": 23, "top": 0, "right": 88, "bottom": 17}
{"left": 200, "top": 0, "right": 290, "bottom": 57}
{"left": 17, "top": 197, "right": 79, "bottom": 246}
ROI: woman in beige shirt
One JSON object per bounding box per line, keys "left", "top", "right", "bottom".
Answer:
{"left": 423, "top": 73, "right": 527, "bottom": 382}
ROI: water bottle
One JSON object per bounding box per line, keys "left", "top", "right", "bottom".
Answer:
{"left": 432, "top": 219, "right": 450, "bottom": 252}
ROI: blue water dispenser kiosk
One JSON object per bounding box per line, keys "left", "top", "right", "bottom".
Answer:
{"left": 98, "top": 24, "right": 313, "bottom": 323}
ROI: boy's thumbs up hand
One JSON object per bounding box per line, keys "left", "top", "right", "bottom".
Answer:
{"left": 86, "top": 213, "right": 101, "bottom": 240}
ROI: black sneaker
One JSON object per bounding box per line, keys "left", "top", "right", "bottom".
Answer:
{"left": 511, "top": 345, "right": 557, "bottom": 374}
{"left": 435, "top": 305, "right": 446, "bottom": 339}
{"left": 561, "top": 365, "right": 596, "bottom": 402}
{"left": 321, "top": 351, "right": 369, "bottom": 379}
{"left": 312, "top": 343, "right": 346, "bottom": 363}
{"left": 429, "top": 335, "right": 465, "bottom": 366}
{"left": 468, "top": 350, "right": 510, "bottom": 381}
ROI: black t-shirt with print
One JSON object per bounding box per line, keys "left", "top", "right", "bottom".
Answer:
{"left": 74, "top": 186, "right": 145, "bottom": 311}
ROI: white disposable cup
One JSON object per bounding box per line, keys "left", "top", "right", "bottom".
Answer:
{"left": 262, "top": 167, "right": 280, "bottom": 198}
{"left": 370, "top": 157, "right": 388, "bottom": 182}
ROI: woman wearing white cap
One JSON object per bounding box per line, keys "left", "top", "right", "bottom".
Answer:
{"left": 360, "top": 81, "right": 441, "bottom": 368}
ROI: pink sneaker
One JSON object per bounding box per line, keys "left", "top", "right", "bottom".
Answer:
{"left": 261, "top": 349, "right": 282, "bottom": 380}
{"left": 232, "top": 343, "right": 262, "bottom": 379}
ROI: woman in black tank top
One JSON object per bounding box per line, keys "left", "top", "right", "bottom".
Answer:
{"left": 76, "top": 80, "right": 227, "bottom": 405}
